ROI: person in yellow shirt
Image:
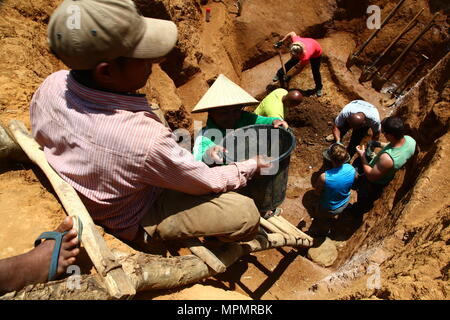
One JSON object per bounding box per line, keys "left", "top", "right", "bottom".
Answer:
{"left": 254, "top": 88, "right": 303, "bottom": 119}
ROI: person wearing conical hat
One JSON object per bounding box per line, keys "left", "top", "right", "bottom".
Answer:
{"left": 254, "top": 88, "right": 303, "bottom": 119}
{"left": 192, "top": 74, "right": 289, "bottom": 164}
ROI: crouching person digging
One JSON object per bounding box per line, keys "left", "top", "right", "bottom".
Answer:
{"left": 352, "top": 117, "right": 416, "bottom": 214}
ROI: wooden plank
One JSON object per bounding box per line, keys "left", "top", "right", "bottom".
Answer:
{"left": 8, "top": 120, "right": 136, "bottom": 299}
{"left": 259, "top": 217, "right": 284, "bottom": 234}
{"left": 273, "top": 216, "right": 314, "bottom": 242}
{"left": 267, "top": 216, "right": 313, "bottom": 247}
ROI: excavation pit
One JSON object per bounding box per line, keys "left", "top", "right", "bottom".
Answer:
{"left": 0, "top": 0, "right": 449, "bottom": 300}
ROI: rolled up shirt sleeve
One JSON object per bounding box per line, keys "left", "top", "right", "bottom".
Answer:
{"left": 143, "top": 127, "right": 258, "bottom": 195}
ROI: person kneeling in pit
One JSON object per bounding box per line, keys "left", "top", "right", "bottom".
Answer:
{"left": 192, "top": 74, "right": 289, "bottom": 218}
{"left": 352, "top": 117, "right": 416, "bottom": 214}
{"left": 312, "top": 143, "right": 357, "bottom": 236}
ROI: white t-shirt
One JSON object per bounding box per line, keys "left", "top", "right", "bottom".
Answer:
{"left": 335, "top": 100, "right": 381, "bottom": 133}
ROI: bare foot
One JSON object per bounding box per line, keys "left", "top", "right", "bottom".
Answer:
{"left": 0, "top": 216, "right": 80, "bottom": 294}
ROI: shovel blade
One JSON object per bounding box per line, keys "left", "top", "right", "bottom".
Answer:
{"left": 372, "top": 72, "right": 387, "bottom": 91}
{"left": 346, "top": 52, "right": 358, "bottom": 69}
{"left": 359, "top": 65, "right": 377, "bottom": 83}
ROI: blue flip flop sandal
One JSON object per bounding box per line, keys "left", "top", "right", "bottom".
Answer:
{"left": 34, "top": 216, "right": 83, "bottom": 281}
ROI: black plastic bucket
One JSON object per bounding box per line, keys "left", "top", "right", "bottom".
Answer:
{"left": 221, "top": 124, "right": 296, "bottom": 212}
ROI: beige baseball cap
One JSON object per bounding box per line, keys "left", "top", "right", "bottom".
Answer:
{"left": 48, "top": 0, "right": 178, "bottom": 70}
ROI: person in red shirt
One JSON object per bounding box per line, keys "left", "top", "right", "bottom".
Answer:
{"left": 274, "top": 31, "right": 324, "bottom": 97}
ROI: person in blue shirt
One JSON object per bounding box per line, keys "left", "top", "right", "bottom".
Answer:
{"left": 312, "top": 143, "right": 357, "bottom": 235}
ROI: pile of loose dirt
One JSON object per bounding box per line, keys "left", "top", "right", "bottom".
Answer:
{"left": 286, "top": 96, "right": 339, "bottom": 173}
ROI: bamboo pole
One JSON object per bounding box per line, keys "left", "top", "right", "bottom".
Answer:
{"left": 272, "top": 216, "right": 313, "bottom": 243}
{"left": 267, "top": 216, "right": 313, "bottom": 245}
{"left": 259, "top": 217, "right": 284, "bottom": 234}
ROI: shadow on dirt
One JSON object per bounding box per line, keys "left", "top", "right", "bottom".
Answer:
{"left": 302, "top": 186, "right": 364, "bottom": 242}
{"left": 211, "top": 246, "right": 303, "bottom": 299}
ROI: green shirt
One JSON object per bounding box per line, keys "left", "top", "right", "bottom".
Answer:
{"left": 254, "top": 88, "right": 288, "bottom": 119}
{"left": 369, "top": 135, "right": 416, "bottom": 185}
{"left": 193, "top": 111, "right": 280, "bottom": 161}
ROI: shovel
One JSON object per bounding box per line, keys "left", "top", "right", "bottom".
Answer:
{"left": 277, "top": 49, "right": 290, "bottom": 89}
{"left": 391, "top": 54, "right": 429, "bottom": 97}
{"left": 359, "top": 8, "right": 424, "bottom": 83}
{"left": 372, "top": 13, "right": 438, "bottom": 91}
{"left": 346, "top": 0, "right": 407, "bottom": 69}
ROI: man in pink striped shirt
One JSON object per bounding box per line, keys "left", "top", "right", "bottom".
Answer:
{"left": 30, "top": 0, "right": 266, "bottom": 248}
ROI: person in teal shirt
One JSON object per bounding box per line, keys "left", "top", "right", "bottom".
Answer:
{"left": 312, "top": 143, "right": 357, "bottom": 236}
{"left": 353, "top": 117, "right": 416, "bottom": 214}
{"left": 193, "top": 105, "right": 288, "bottom": 164}
{"left": 254, "top": 88, "right": 303, "bottom": 119}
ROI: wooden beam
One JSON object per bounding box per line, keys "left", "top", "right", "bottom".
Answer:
{"left": 2, "top": 232, "right": 313, "bottom": 300}
{"left": 266, "top": 216, "right": 313, "bottom": 246}
{"left": 272, "top": 216, "right": 314, "bottom": 242}
{"left": 182, "top": 238, "right": 227, "bottom": 273}
{"left": 8, "top": 120, "right": 136, "bottom": 299}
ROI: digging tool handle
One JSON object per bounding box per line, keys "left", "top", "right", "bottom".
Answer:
{"left": 277, "top": 50, "right": 289, "bottom": 88}
{"left": 371, "top": 8, "right": 424, "bottom": 68}
{"left": 384, "top": 13, "right": 438, "bottom": 80}
{"left": 8, "top": 120, "right": 136, "bottom": 299}
{"left": 354, "top": 0, "right": 407, "bottom": 56}
{"left": 278, "top": 50, "right": 287, "bottom": 76}
{"left": 394, "top": 54, "right": 429, "bottom": 95}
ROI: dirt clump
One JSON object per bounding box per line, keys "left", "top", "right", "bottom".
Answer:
{"left": 285, "top": 96, "right": 338, "bottom": 176}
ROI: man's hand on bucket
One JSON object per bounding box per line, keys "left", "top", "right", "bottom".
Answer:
{"left": 254, "top": 155, "right": 273, "bottom": 175}
{"left": 206, "top": 145, "right": 227, "bottom": 164}
{"left": 272, "top": 119, "right": 289, "bottom": 129}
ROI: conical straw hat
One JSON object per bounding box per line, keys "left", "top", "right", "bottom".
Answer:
{"left": 191, "top": 74, "right": 259, "bottom": 113}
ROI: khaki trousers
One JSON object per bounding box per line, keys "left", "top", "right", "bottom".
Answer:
{"left": 140, "top": 190, "right": 260, "bottom": 242}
